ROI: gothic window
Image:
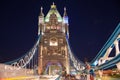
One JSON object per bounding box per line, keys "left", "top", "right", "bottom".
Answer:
{"left": 59, "top": 39, "right": 63, "bottom": 44}
{"left": 51, "top": 25, "right": 56, "bottom": 29}
{"left": 57, "top": 26, "right": 60, "bottom": 30}
{"left": 46, "top": 26, "right": 50, "bottom": 30}
{"left": 44, "top": 39, "right": 48, "bottom": 44}
{"left": 43, "top": 47, "right": 47, "bottom": 54}
{"left": 62, "top": 50, "right": 65, "bottom": 57}
{"left": 50, "top": 37, "right": 58, "bottom": 46}
{"left": 61, "top": 47, "right": 65, "bottom": 57}
{"left": 49, "top": 13, "right": 58, "bottom": 25}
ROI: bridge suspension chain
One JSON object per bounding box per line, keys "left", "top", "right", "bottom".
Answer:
{"left": 5, "top": 35, "right": 41, "bottom": 70}
{"left": 66, "top": 36, "right": 85, "bottom": 71}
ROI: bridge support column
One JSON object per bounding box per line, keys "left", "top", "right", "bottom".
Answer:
{"left": 116, "top": 62, "right": 120, "bottom": 70}
{"left": 87, "top": 74, "right": 90, "bottom": 80}
{"left": 65, "top": 45, "right": 70, "bottom": 74}
{"left": 66, "top": 63, "right": 70, "bottom": 74}
{"left": 114, "top": 40, "right": 120, "bottom": 56}
{"left": 38, "top": 45, "right": 43, "bottom": 74}
{"left": 98, "top": 70, "right": 103, "bottom": 78}
{"left": 114, "top": 40, "right": 120, "bottom": 70}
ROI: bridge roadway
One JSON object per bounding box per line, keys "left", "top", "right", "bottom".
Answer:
{"left": 0, "top": 64, "right": 120, "bottom": 80}
{"left": 0, "top": 63, "right": 59, "bottom": 80}
{"left": 0, "top": 63, "right": 35, "bottom": 78}
{"left": 0, "top": 75, "right": 59, "bottom": 80}
{"left": 1, "top": 76, "right": 120, "bottom": 80}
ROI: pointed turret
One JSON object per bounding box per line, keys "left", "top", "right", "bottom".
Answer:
{"left": 39, "top": 7, "right": 44, "bottom": 24}
{"left": 38, "top": 7, "right": 44, "bottom": 35}
{"left": 63, "top": 7, "right": 67, "bottom": 17}
{"left": 63, "top": 7, "right": 69, "bottom": 38}
{"left": 63, "top": 7, "right": 68, "bottom": 24}
{"left": 40, "top": 7, "right": 44, "bottom": 16}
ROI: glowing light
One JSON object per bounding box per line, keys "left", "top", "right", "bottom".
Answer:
{"left": 93, "top": 60, "right": 98, "bottom": 66}
{"left": 39, "top": 18, "right": 44, "bottom": 23}
{"left": 63, "top": 17, "right": 68, "bottom": 23}
{"left": 58, "top": 18, "right": 62, "bottom": 22}
{"left": 50, "top": 40, "right": 58, "bottom": 46}
{"left": 1, "top": 76, "right": 39, "bottom": 80}
{"left": 45, "top": 18, "right": 49, "bottom": 22}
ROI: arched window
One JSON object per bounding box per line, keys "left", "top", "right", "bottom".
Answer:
{"left": 50, "top": 37, "right": 58, "bottom": 46}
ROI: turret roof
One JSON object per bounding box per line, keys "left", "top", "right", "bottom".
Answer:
{"left": 45, "top": 3, "right": 62, "bottom": 22}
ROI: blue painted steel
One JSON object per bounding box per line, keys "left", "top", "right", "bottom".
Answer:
{"left": 63, "top": 17, "right": 68, "bottom": 24}
{"left": 55, "top": 75, "right": 62, "bottom": 80}
{"left": 96, "top": 54, "right": 120, "bottom": 70}
{"left": 91, "top": 23, "right": 120, "bottom": 65}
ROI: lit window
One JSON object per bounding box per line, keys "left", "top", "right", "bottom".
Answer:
{"left": 44, "top": 39, "right": 47, "bottom": 43}
{"left": 46, "top": 26, "right": 50, "bottom": 29}
{"left": 50, "top": 38, "right": 58, "bottom": 46}
{"left": 57, "top": 26, "right": 61, "bottom": 30}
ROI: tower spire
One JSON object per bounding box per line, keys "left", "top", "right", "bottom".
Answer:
{"left": 63, "top": 7, "right": 67, "bottom": 16}
{"left": 40, "top": 6, "right": 44, "bottom": 16}
{"left": 51, "top": 2, "right": 56, "bottom": 9}
{"left": 41, "top": 7, "right": 43, "bottom": 12}
{"left": 53, "top": 2, "right": 55, "bottom": 5}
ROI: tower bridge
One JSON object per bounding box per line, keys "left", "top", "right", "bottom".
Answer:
{"left": 0, "top": 3, "right": 120, "bottom": 80}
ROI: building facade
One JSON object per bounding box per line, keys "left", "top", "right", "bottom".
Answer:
{"left": 38, "top": 3, "right": 70, "bottom": 75}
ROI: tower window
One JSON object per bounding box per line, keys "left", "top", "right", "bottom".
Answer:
{"left": 51, "top": 25, "right": 56, "bottom": 29}
{"left": 44, "top": 39, "right": 48, "bottom": 44}
{"left": 50, "top": 38, "right": 58, "bottom": 46}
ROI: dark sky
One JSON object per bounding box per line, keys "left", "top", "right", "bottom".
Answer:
{"left": 0, "top": 0, "right": 120, "bottom": 63}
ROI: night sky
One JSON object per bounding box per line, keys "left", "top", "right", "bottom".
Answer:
{"left": 0, "top": 0, "right": 120, "bottom": 63}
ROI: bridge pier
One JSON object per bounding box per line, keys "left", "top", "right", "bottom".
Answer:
{"left": 98, "top": 70, "right": 103, "bottom": 78}
{"left": 87, "top": 74, "right": 90, "bottom": 80}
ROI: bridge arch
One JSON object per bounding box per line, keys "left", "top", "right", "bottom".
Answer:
{"left": 43, "top": 61, "right": 65, "bottom": 75}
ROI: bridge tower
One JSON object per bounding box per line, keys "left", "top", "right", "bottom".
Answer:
{"left": 38, "top": 3, "right": 70, "bottom": 75}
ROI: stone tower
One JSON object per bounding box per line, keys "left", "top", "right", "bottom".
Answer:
{"left": 38, "top": 3, "right": 70, "bottom": 75}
